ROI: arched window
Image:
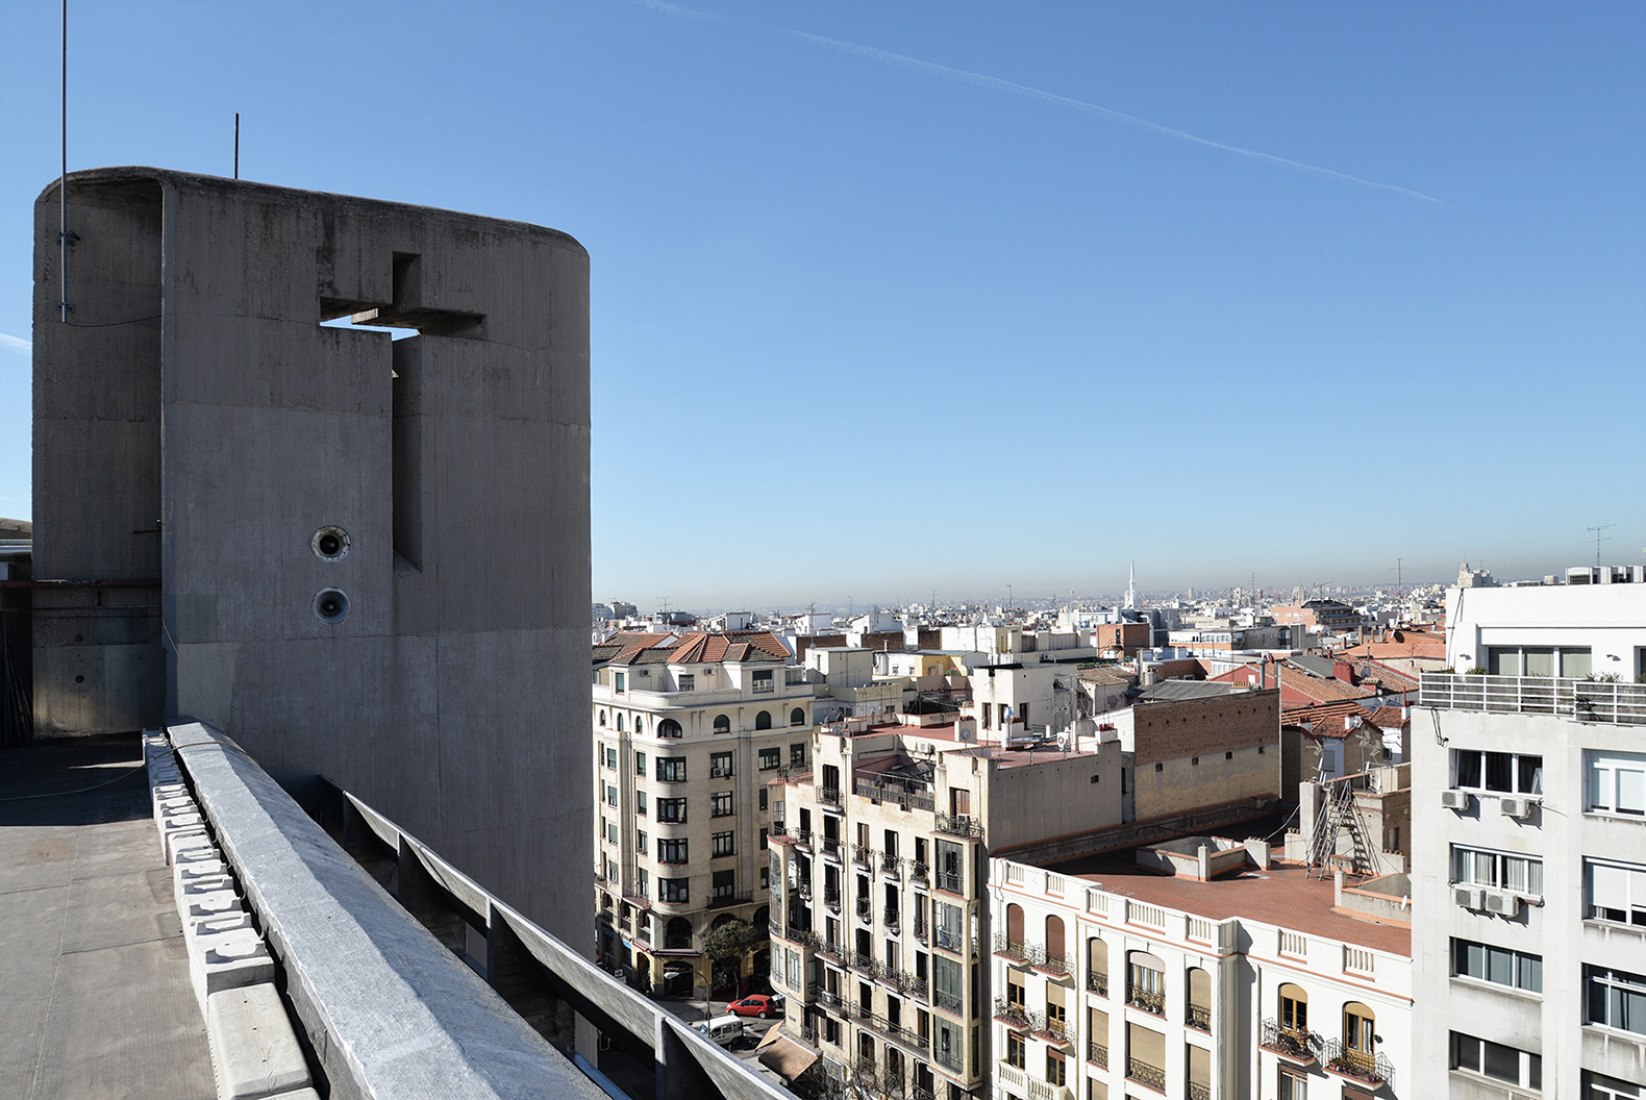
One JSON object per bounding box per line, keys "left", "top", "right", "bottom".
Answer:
{"left": 1045, "top": 914, "right": 1065, "bottom": 960}
{"left": 659, "top": 718, "right": 682, "bottom": 739}
{"left": 1126, "top": 951, "right": 1165, "bottom": 1014}
{"left": 1278, "top": 983, "right": 1308, "bottom": 1034}
{"left": 616, "top": 714, "right": 625, "bottom": 732}
{"left": 665, "top": 917, "right": 693, "bottom": 950}
{"left": 1005, "top": 903, "right": 1025, "bottom": 954}
{"left": 756, "top": 711, "right": 773, "bottom": 730}
{"left": 713, "top": 715, "right": 731, "bottom": 735}
{"left": 790, "top": 707, "right": 806, "bottom": 727}
{"left": 598, "top": 710, "right": 607, "bottom": 727}
{"left": 753, "top": 905, "right": 769, "bottom": 929}
{"left": 634, "top": 716, "right": 645, "bottom": 734}
{"left": 1343, "top": 1002, "right": 1376, "bottom": 1063}
{"left": 1186, "top": 967, "right": 1212, "bottom": 1030}
{"left": 1087, "top": 937, "right": 1109, "bottom": 996}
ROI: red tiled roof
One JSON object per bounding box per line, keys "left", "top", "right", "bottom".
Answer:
{"left": 1282, "top": 699, "right": 1367, "bottom": 733}
{"left": 1277, "top": 665, "right": 1373, "bottom": 704}
{"left": 604, "top": 630, "right": 792, "bottom": 666}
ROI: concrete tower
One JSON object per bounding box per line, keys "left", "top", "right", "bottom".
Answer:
{"left": 32, "top": 168, "right": 591, "bottom": 938}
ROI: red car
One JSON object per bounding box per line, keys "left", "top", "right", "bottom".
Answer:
{"left": 727, "top": 994, "right": 785, "bottom": 1019}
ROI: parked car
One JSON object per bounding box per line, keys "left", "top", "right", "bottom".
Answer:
{"left": 693, "top": 1015, "right": 745, "bottom": 1048}
{"left": 727, "top": 994, "right": 785, "bottom": 1019}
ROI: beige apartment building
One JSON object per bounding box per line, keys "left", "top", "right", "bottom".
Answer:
{"left": 768, "top": 714, "right": 1126, "bottom": 1100}
{"left": 592, "top": 631, "right": 814, "bottom": 998}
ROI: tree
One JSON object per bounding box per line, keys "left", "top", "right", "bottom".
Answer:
{"left": 700, "top": 917, "right": 763, "bottom": 1017}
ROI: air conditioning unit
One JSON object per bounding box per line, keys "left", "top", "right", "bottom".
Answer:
{"left": 1440, "top": 789, "right": 1472, "bottom": 811}
{"left": 1453, "top": 886, "right": 1486, "bottom": 910}
{"left": 1499, "top": 796, "right": 1533, "bottom": 821}
{"left": 1483, "top": 891, "right": 1523, "bottom": 918}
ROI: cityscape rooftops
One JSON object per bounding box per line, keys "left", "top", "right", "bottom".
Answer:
{"left": 595, "top": 630, "right": 792, "bottom": 667}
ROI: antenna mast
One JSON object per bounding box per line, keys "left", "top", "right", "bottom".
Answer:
{"left": 59, "top": 0, "right": 68, "bottom": 321}
{"left": 1587, "top": 524, "right": 1615, "bottom": 568}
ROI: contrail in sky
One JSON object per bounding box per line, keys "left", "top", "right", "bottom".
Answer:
{"left": 0, "top": 332, "right": 32, "bottom": 356}
{"left": 793, "top": 30, "right": 1446, "bottom": 206}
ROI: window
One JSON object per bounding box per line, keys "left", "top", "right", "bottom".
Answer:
{"left": 712, "top": 870, "right": 735, "bottom": 901}
{"left": 605, "top": 784, "right": 617, "bottom": 808}
{"left": 790, "top": 707, "right": 806, "bottom": 727}
{"left": 1587, "top": 859, "right": 1646, "bottom": 925}
{"left": 1588, "top": 750, "right": 1646, "bottom": 816}
{"left": 636, "top": 790, "right": 647, "bottom": 815}
{"left": 604, "top": 746, "right": 617, "bottom": 770}
{"left": 658, "top": 718, "right": 682, "bottom": 739}
{"left": 678, "top": 673, "right": 695, "bottom": 691}
{"left": 758, "top": 788, "right": 769, "bottom": 812}
{"left": 1453, "top": 749, "right": 1543, "bottom": 795}
{"left": 1588, "top": 966, "right": 1646, "bottom": 1035}
{"left": 597, "top": 709, "right": 607, "bottom": 727}
{"left": 712, "top": 831, "right": 735, "bottom": 858}
{"left": 712, "top": 714, "right": 730, "bottom": 735}
{"left": 1485, "top": 644, "right": 1591, "bottom": 677}
{"left": 753, "top": 669, "right": 774, "bottom": 693}
{"left": 935, "top": 902, "right": 963, "bottom": 953}
{"left": 658, "top": 838, "right": 688, "bottom": 864}
{"left": 1588, "top": 1070, "right": 1646, "bottom": 1100}
{"left": 1453, "top": 937, "right": 1542, "bottom": 993}
{"left": 710, "top": 751, "right": 733, "bottom": 778}
{"left": 659, "top": 877, "right": 688, "bottom": 903}
{"left": 602, "top": 818, "right": 616, "bottom": 845}
{"left": 760, "top": 866, "right": 769, "bottom": 889}
{"left": 656, "top": 757, "right": 687, "bottom": 782}
{"left": 636, "top": 868, "right": 647, "bottom": 897}
{"left": 636, "top": 828, "right": 648, "bottom": 852}
{"left": 615, "top": 671, "right": 626, "bottom": 693}
{"left": 634, "top": 751, "right": 646, "bottom": 776}
{"left": 1451, "top": 845, "right": 1543, "bottom": 896}
{"left": 1343, "top": 1002, "right": 1375, "bottom": 1061}
{"left": 658, "top": 797, "right": 687, "bottom": 823}
{"left": 755, "top": 710, "right": 773, "bottom": 730}
{"left": 791, "top": 743, "right": 807, "bottom": 768}
{"left": 759, "top": 747, "right": 781, "bottom": 771}
{"left": 616, "top": 714, "right": 625, "bottom": 732}
{"left": 1451, "top": 1031, "right": 1541, "bottom": 1090}
{"left": 1046, "top": 1050, "right": 1066, "bottom": 1086}
{"left": 1005, "top": 1032, "right": 1025, "bottom": 1069}
{"left": 759, "top": 828, "right": 768, "bottom": 850}
{"left": 1278, "top": 1069, "right": 1308, "bottom": 1100}
{"left": 935, "top": 839, "right": 963, "bottom": 894}
{"left": 1278, "top": 983, "right": 1308, "bottom": 1033}
{"left": 1126, "top": 952, "right": 1164, "bottom": 1014}
{"left": 711, "top": 791, "right": 734, "bottom": 817}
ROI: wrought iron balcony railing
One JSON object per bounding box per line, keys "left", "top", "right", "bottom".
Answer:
{"left": 933, "top": 990, "right": 963, "bottom": 1016}
{"left": 1126, "top": 1058, "right": 1166, "bottom": 1091}
{"left": 934, "top": 812, "right": 982, "bottom": 838}
{"left": 1259, "top": 1019, "right": 1323, "bottom": 1063}
{"left": 910, "top": 861, "right": 929, "bottom": 885}
{"left": 1324, "top": 1041, "right": 1395, "bottom": 1090}
{"left": 993, "top": 933, "right": 1027, "bottom": 960}
{"left": 993, "top": 996, "right": 1031, "bottom": 1029}
{"left": 1127, "top": 987, "right": 1165, "bottom": 1015}
{"left": 1086, "top": 1041, "right": 1108, "bottom": 1068}
{"left": 1085, "top": 971, "right": 1109, "bottom": 997}
{"left": 1186, "top": 1002, "right": 1212, "bottom": 1031}
{"left": 935, "top": 871, "right": 963, "bottom": 894}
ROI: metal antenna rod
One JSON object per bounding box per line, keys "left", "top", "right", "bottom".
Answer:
{"left": 1587, "top": 524, "right": 1615, "bottom": 568}
{"left": 59, "top": 0, "right": 68, "bottom": 321}
{"left": 234, "top": 112, "right": 240, "bottom": 179}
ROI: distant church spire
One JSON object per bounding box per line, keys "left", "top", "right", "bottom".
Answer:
{"left": 1125, "top": 561, "right": 1136, "bottom": 610}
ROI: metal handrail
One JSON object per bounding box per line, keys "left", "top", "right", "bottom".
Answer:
{"left": 1126, "top": 1058, "right": 1166, "bottom": 1090}
{"left": 1420, "top": 671, "right": 1646, "bottom": 725}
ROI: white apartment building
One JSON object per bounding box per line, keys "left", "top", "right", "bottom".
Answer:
{"left": 768, "top": 715, "right": 1126, "bottom": 1100}
{"left": 990, "top": 845, "right": 1412, "bottom": 1100}
{"left": 592, "top": 631, "right": 815, "bottom": 998}
{"left": 1412, "top": 576, "right": 1646, "bottom": 1099}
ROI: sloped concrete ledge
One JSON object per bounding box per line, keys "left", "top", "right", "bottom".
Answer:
{"left": 168, "top": 721, "right": 605, "bottom": 1100}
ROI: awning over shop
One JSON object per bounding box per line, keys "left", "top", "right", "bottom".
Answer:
{"left": 754, "top": 1026, "right": 819, "bottom": 1082}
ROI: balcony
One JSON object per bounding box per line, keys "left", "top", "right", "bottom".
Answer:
{"left": 1187, "top": 1083, "right": 1210, "bottom": 1100}
{"left": 1026, "top": 944, "right": 1072, "bottom": 978}
{"left": 705, "top": 891, "right": 753, "bottom": 911}
{"left": 910, "top": 861, "right": 929, "bottom": 886}
{"left": 881, "top": 852, "right": 903, "bottom": 878}
{"left": 935, "top": 812, "right": 982, "bottom": 839}
{"left": 853, "top": 846, "right": 873, "bottom": 870}
{"left": 993, "top": 996, "right": 1031, "bottom": 1030}
{"left": 888, "top": 971, "right": 926, "bottom": 998}
{"left": 993, "top": 933, "right": 1028, "bottom": 962}
{"left": 1260, "top": 1019, "right": 1323, "bottom": 1065}
{"left": 824, "top": 886, "right": 841, "bottom": 911}
{"left": 1420, "top": 671, "right": 1646, "bottom": 725}
{"left": 1031, "top": 1013, "right": 1072, "bottom": 1047}
{"left": 1085, "top": 972, "right": 1109, "bottom": 998}
{"left": 885, "top": 911, "right": 901, "bottom": 935}
{"left": 855, "top": 897, "right": 872, "bottom": 922}
{"left": 818, "top": 939, "right": 843, "bottom": 963}
{"left": 791, "top": 827, "right": 813, "bottom": 850}
{"left": 850, "top": 951, "right": 879, "bottom": 976}
{"left": 1127, "top": 987, "right": 1164, "bottom": 1016}
{"left": 933, "top": 989, "right": 963, "bottom": 1017}
{"left": 1324, "top": 1042, "right": 1395, "bottom": 1091}
{"left": 817, "top": 989, "right": 843, "bottom": 1011}
{"left": 1126, "top": 1057, "right": 1167, "bottom": 1092}
{"left": 1086, "top": 1041, "right": 1108, "bottom": 1069}
{"left": 820, "top": 787, "right": 842, "bottom": 808}
{"left": 1186, "top": 1002, "right": 1212, "bottom": 1031}
{"left": 855, "top": 777, "right": 937, "bottom": 813}
{"left": 933, "top": 1042, "right": 963, "bottom": 1071}
{"left": 934, "top": 927, "right": 964, "bottom": 954}
{"left": 820, "top": 837, "right": 841, "bottom": 860}
{"left": 935, "top": 871, "right": 963, "bottom": 894}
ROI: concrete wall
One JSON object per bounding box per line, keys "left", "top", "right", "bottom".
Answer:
{"left": 34, "top": 168, "right": 590, "bottom": 939}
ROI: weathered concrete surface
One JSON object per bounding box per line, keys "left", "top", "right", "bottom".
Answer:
{"left": 173, "top": 721, "right": 607, "bottom": 1100}
{"left": 34, "top": 168, "right": 592, "bottom": 940}
{"left": 0, "top": 735, "right": 213, "bottom": 1099}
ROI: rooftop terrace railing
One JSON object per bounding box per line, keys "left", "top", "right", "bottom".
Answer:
{"left": 1420, "top": 672, "right": 1646, "bottom": 725}
{"left": 169, "top": 721, "right": 788, "bottom": 1100}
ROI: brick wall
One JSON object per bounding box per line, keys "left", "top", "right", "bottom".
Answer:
{"left": 1132, "top": 688, "right": 1280, "bottom": 764}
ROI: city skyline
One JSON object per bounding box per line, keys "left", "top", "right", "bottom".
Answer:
{"left": 2, "top": 2, "right": 1642, "bottom": 607}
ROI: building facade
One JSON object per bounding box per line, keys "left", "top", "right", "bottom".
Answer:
{"left": 1412, "top": 578, "right": 1646, "bottom": 1098}
{"left": 592, "top": 631, "right": 814, "bottom": 998}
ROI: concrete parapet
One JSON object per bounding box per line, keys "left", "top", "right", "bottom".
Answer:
{"left": 166, "top": 827, "right": 215, "bottom": 865}
{"left": 205, "top": 983, "right": 312, "bottom": 1100}
{"left": 190, "top": 925, "right": 277, "bottom": 1013}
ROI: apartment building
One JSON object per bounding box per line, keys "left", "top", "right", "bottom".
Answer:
{"left": 1412, "top": 577, "right": 1646, "bottom": 1098}
{"left": 592, "top": 630, "right": 814, "bottom": 997}
{"left": 768, "top": 716, "right": 1126, "bottom": 1100}
{"left": 989, "top": 842, "right": 1412, "bottom": 1100}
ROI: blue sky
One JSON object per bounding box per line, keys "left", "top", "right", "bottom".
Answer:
{"left": 1, "top": 1, "right": 1642, "bottom": 608}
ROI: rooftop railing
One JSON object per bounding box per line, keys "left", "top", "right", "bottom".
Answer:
{"left": 172, "top": 722, "right": 787, "bottom": 1100}
{"left": 1421, "top": 672, "right": 1646, "bottom": 725}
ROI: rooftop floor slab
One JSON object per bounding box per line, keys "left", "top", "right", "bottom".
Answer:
{"left": 0, "top": 735, "right": 213, "bottom": 1100}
